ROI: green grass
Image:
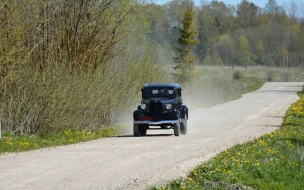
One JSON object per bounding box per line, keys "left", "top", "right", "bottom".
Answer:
{"left": 152, "top": 86, "right": 304, "bottom": 190}
{"left": 0, "top": 127, "right": 118, "bottom": 153}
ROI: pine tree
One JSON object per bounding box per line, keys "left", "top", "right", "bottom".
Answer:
{"left": 173, "top": 6, "right": 199, "bottom": 83}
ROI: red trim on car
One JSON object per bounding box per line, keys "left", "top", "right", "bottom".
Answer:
{"left": 140, "top": 117, "right": 153, "bottom": 121}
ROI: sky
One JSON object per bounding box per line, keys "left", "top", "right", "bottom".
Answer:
{"left": 154, "top": 0, "right": 304, "bottom": 8}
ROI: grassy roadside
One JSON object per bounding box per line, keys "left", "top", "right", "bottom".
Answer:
{"left": 152, "top": 88, "right": 304, "bottom": 189}
{"left": 0, "top": 127, "right": 118, "bottom": 153}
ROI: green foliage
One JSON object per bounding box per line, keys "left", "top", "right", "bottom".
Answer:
{"left": 233, "top": 70, "right": 242, "bottom": 80}
{"left": 0, "top": 40, "right": 167, "bottom": 135}
{"left": 0, "top": 0, "right": 168, "bottom": 136}
{"left": 173, "top": 6, "right": 199, "bottom": 83}
{"left": 236, "top": 0, "right": 260, "bottom": 29}
{"left": 0, "top": 0, "right": 152, "bottom": 90}
{"left": 148, "top": 0, "right": 304, "bottom": 68}
{"left": 195, "top": 2, "right": 235, "bottom": 63}
{"left": 234, "top": 36, "right": 253, "bottom": 67}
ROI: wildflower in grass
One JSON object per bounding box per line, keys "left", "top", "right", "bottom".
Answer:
{"left": 232, "top": 156, "right": 238, "bottom": 162}
{"left": 292, "top": 162, "right": 299, "bottom": 166}
{"left": 267, "top": 148, "right": 278, "bottom": 154}
{"left": 285, "top": 140, "right": 292, "bottom": 146}
{"left": 7, "top": 140, "right": 13, "bottom": 146}
{"left": 258, "top": 139, "right": 267, "bottom": 146}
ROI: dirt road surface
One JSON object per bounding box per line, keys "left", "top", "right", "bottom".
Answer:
{"left": 0, "top": 82, "right": 303, "bottom": 190}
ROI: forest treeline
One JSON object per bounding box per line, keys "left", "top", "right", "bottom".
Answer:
{"left": 0, "top": 0, "right": 303, "bottom": 135}
{"left": 148, "top": 0, "right": 304, "bottom": 67}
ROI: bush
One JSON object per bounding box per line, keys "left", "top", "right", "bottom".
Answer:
{"left": 282, "top": 71, "right": 291, "bottom": 82}
{"left": 267, "top": 70, "right": 275, "bottom": 82}
{"left": 233, "top": 70, "right": 242, "bottom": 80}
{"left": 0, "top": 44, "right": 168, "bottom": 135}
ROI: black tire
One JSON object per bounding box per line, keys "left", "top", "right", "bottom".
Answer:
{"left": 180, "top": 115, "right": 188, "bottom": 135}
{"left": 139, "top": 124, "right": 147, "bottom": 136}
{"left": 174, "top": 122, "right": 181, "bottom": 136}
{"left": 133, "top": 123, "right": 139, "bottom": 137}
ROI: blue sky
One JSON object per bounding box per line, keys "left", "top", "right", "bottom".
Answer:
{"left": 154, "top": 0, "right": 304, "bottom": 8}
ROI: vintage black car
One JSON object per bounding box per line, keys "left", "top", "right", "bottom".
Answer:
{"left": 133, "top": 83, "right": 188, "bottom": 136}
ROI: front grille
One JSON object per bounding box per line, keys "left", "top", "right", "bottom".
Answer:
{"left": 149, "top": 101, "right": 163, "bottom": 121}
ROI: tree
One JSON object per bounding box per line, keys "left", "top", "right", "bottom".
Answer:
{"left": 195, "top": 1, "right": 235, "bottom": 62}
{"left": 164, "top": 0, "right": 195, "bottom": 57}
{"left": 234, "top": 36, "right": 252, "bottom": 67}
{"left": 215, "top": 34, "right": 235, "bottom": 66}
{"left": 236, "top": 0, "right": 261, "bottom": 29}
{"left": 208, "top": 1, "right": 235, "bottom": 35}
{"left": 165, "top": 0, "right": 194, "bottom": 28}
{"left": 196, "top": 5, "right": 218, "bottom": 62}
{"left": 146, "top": 4, "right": 170, "bottom": 45}
{"left": 0, "top": 0, "right": 25, "bottom": 95}
{"left": 15, "top": 0, "right": 150, "bottom": 71}
{"left": 173, "top": 6, "right": 199, "bottom": 83}
{"left": 256, "top": 40, "right": 265, "bottom": 65}
{"left": 281, "top": 44, "right": 289, "bottom": 67}
{"left": 265, "top": 0, "right": 279, "bottom": 15}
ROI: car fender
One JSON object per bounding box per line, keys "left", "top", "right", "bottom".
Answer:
{"left": 167, "top": 110, "right": 180, "bottom": 120}
{"left": 133, "top": 110, "right": 145, "bottom": 121}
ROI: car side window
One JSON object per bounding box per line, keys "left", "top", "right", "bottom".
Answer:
{"left": 176, "top": 89, "right": 181, "bottom": 98}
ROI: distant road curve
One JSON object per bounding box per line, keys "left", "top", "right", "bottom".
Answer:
{"left": 0, "top": 82, "right": 303, "bottom": 190}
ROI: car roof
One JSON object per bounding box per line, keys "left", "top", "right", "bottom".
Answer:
{"left": 142, "top": 83, "right": 181, "bottom": 89}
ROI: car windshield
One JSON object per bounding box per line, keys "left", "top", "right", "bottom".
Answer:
{"left": 144, "top": 88, "right": 174, "bottom": 98}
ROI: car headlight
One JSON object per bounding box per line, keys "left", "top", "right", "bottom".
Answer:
{"left": 165, "top": 104, "right": 172, "bottom": 109}
{"left": 140, "top": 104, "right": 146, "bottom": 109}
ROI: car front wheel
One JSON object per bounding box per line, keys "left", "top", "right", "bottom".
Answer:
{"left": 139, "top": 124, "right": 147, "bottom": 136}
{"left": 180, "top": 115, "right": 187, "bottom": 135}
{"left": 133, "top": 123, "right": 139, "bottom": 137}
{"left": 174, "top": 122, "right": 181, "bottom": 136}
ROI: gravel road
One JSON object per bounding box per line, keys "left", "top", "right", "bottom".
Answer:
{"left": 0, "top": 82, "right": 303, "bottom": 190}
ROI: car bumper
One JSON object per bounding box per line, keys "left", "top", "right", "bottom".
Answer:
{"left": 134, "top": 120, "right": 178, "bottom": 125}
